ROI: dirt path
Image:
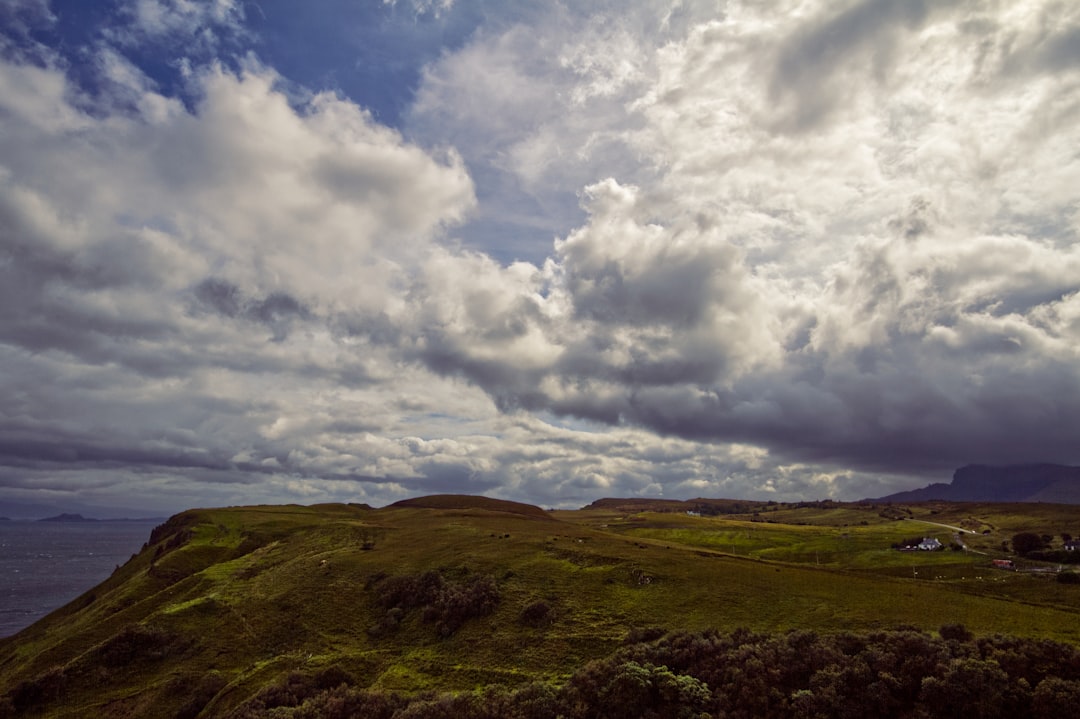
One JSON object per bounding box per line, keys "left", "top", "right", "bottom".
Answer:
{"left": 904, "top": 518, "right": 994, "bottom": 555}
{"left": 904, "top": 519, "right": 977, "bottom": 534}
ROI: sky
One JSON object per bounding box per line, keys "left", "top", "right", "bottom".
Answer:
{"left": 1, "top": 0, "right": 1079, "bottom": 514}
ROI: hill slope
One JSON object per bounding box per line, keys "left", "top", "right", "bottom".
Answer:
{"left": 388, "top": 494, "right": 552, "bottom": 519}
{"left": 2, "top": 498, "right": 1080, "bottom": 717}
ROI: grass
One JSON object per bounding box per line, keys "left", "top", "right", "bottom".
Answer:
{"left": 2, "top": 498, "right": 1080, "bottom": 717}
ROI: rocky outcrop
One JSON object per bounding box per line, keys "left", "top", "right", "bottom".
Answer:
{"left": 875, "top": 464, "right": 1080, "bottom": 503}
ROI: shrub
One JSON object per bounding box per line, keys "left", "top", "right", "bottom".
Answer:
{"left": 1033, "top": 677, "right": 1080, "bottom": 719}
{"left": 7, "top": 667, "right": 67, "bottom": 714}
{"left": 371, "top": 569, "right": 499, "bottom": 637}
{"left": 519, "top": 600, "right": 552, "bottom": 628}
{"left": 221, "top": 629, "right": 1080, "bottom": 719}
{"left": 566, "top": 660, "right": 711, "bottom": 719}
{"left": 1012, "top": 532, "right": 1046, "bottom": 556}
{"left": 940, "top": 624, "right": 974, "bottom": 642}
{"left": 173, "top": 671, "right": 228, "bottom": 719}
{"left": 291, "top": 687, "right": 406, "bottom": 719}
{"left": 93, "top": 625, "right": 177, "bottom": 668}
{"left": 625, "top": 626, "right": 668, "bottom": 645}
{"left": 1027, "top": 550, "right": 1080, "bottom": 564}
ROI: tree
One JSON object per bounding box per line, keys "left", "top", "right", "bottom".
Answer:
{"left": 918, "top": 658, "right": 1010, "bottom": 719}
{"left": 1012, "top": 532, "right": 1046, "bottom": 556}
{"left": 1033, "top": 678, "right": 1080, "bottom": 719}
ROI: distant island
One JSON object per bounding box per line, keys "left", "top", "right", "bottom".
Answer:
{"left": 38, "top": 513, "right": 98, "bottom": 523}
{"left": 874, "top": 464, "right": 1080, "bottom": 504}
{"left": 37, "top": 513, "right": 165, "bottom": 523}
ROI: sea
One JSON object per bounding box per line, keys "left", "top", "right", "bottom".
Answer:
{"left": 0, "top": 520, "right": 160, "bottom": 638}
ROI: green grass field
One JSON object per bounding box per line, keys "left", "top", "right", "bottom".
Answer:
{"left": 2, "top": 497, "right": 1079, "bottom": 717}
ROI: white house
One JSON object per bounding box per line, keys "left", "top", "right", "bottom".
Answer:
{"left": 918, "top": 537, "right": 943, "bottom": 551}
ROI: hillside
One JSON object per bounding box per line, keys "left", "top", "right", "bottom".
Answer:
{"left": 876, "top": 464, "right": 1080, "bottom": 503}
{"left": 2, "top": 497, "right": 1080, "bottom": 717}
{"left": 388, "top": 494, "right": 552, "bottom": 519}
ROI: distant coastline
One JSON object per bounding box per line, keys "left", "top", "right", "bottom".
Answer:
{"left": 36, "top": 513, "right": 165, "bottom": 523}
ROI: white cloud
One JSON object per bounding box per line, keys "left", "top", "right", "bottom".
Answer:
{"left": 3, "top": 0, "right": 1080, "bottom": 512}
{"left": 383, "top": 0, "right": 456, "bottom": 19}
{"left": 123, "top": 0, "right": 245, "bottom": 42}
{"left": 0, "top": 55, "right": 488, "bottom": 509}
{"left": 399, "top": 0, "right": 1080, "bottom": 478}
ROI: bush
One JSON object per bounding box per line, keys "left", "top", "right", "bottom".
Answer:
{"left": 291, "top": 687, "right": 406, "bottom": 719}
{"left": 220, "top": 628, "right": 1080, "bottom": 719}
{"left": 625, "top": 626, "right": 668, "bottom": 644}
{"left": 565, "top": 660, "right": 711, "bottom": 719}
{"left": 519, "top": 600, "right": 552, "bottom": 628}
{"left": 1013, "top": 532, "right": 1047, "bottom": 556}
{"left": 1033, "top": 677, "right": 1080, "bottom": 719}
{"left": 371, "top": 569, "right": 499, "bottom": 637}
{"left": 1027, "top": 550, "right": 1080, "bottom": 564}
{"left": 940, "top": 623, "right": 974, "bottom": 642}
{"left": 173, "top": 671, "right": 228, "bottom": 719}
{"left": 232, "top": 667, "right": 355, "bottom": 715}
{"left": 7, "top": 667, "right": 67, "bottom": 714}
{"left": 94, "top": 625, "right": 177, "bottom": 668}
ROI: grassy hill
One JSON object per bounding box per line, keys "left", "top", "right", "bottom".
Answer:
{"left": 2, "top": 497, "right": 1080, "bottom": 717}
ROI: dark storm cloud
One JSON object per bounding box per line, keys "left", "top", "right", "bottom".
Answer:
{"left": 621, "top": 359, "right": 1080, "bottom": 475}
{"left": 0, "top": 436, "right": 233, "bottom": 472}
{"left": 392, "top": 179, "right": 1080, "bottom": 483}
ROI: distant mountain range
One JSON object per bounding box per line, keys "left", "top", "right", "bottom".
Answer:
{"left": 874, "top": 464, "right": 1080, "bottom": 504}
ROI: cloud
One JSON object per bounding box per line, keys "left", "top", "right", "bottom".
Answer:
{"left": 0, "top": 0, "right": 54, "bottom": 38}
{"left": 0, "top": 54, "right": 485, "bottom": 510}
{"left": 397, "top": 0, "right": 1080, "bottom": 480}
{"left": 383, "top": 0, "right": 456, "bottom": 19}
{"left": 2, "top": 0, "right": 1079, "bottom": 512}
{"left": 117, "top": 0, "right": 246, "bottom": 47}
{"left": 768, "top": 0, "right": 951, "bottom": 131}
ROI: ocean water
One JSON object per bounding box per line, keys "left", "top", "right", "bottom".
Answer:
{"left": 0, "top": 520, "right": 159, "bottom": 638}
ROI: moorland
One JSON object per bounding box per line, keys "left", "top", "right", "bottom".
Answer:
{"left": 2, "top": 495, "right": 1080, "bottom": 717}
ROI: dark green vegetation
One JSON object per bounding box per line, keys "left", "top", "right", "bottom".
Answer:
{"left": 225, "top": 628, "right": 1080, "bottom": 719}
{"left": 2, "top": 496, "right": 1080, "bottom": 717}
